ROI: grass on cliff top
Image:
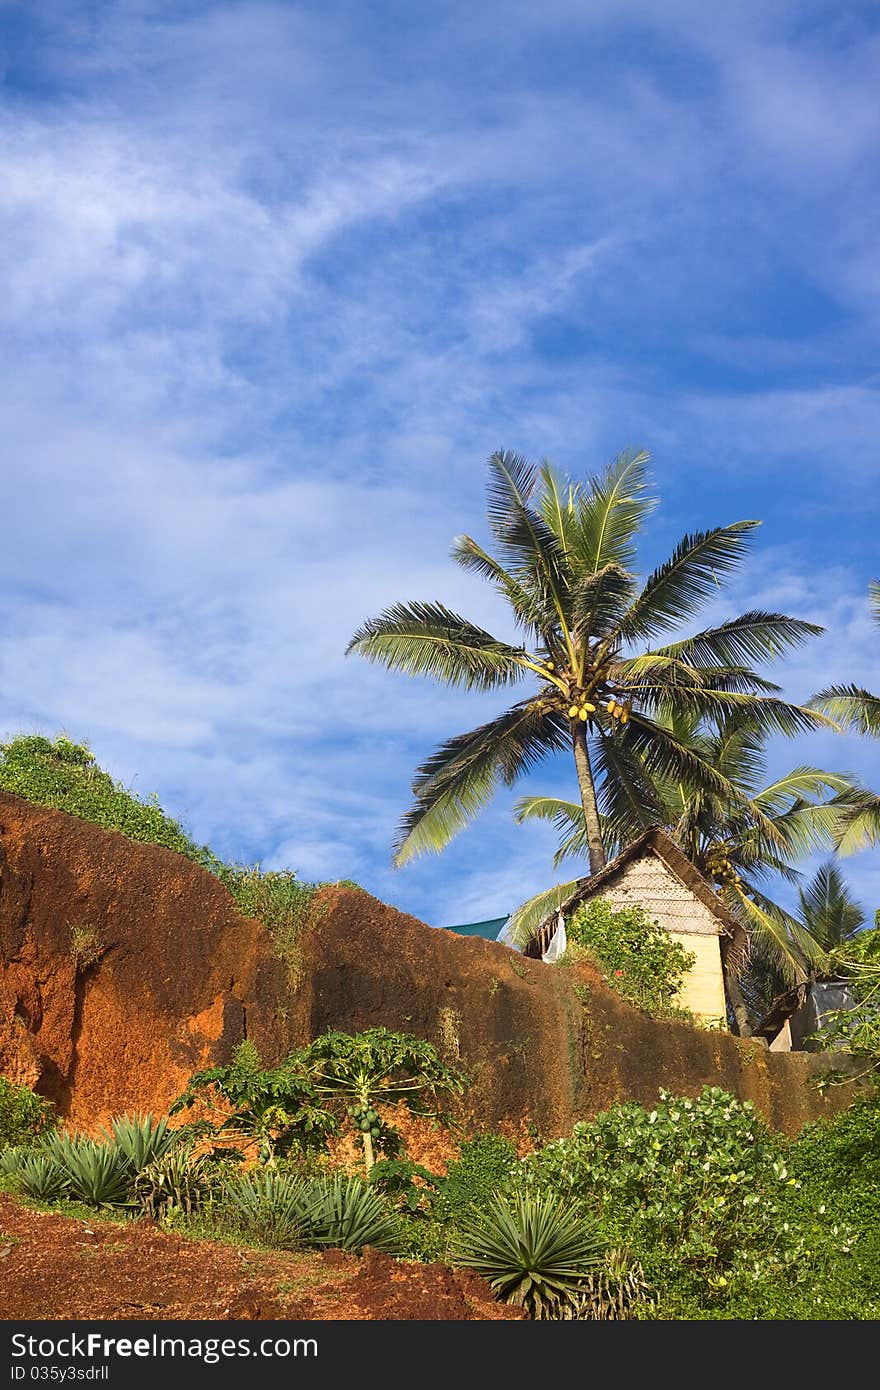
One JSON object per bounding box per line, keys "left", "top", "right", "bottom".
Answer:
{"left": 0, "top": 733, "right": 360, "bottom": 958}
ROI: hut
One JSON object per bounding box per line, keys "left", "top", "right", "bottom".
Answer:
{"left": 526, "top": 827, "right": 737, "bottom": 1025}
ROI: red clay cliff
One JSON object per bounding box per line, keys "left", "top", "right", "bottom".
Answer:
{"left": 0, "top": 791, "right": 860, "bottom": 1138}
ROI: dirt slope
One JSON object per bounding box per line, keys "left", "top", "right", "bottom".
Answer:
{"left": 0, "top": 1195, "right": 517, "bottom": 1320}
{"left": 0, "top": 791, "right": 861, "bottom": 1140}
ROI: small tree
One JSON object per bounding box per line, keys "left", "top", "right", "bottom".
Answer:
{"left": 299, "top": 1028, "right": 467, "bottom": 1175}
{"left": 170, "top": 1040, "right": 336, "bottom": 1163}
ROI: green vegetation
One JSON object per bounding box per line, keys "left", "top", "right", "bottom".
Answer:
{"left": 452, "top": 1190, "right": 605, "bottom": 1318}
{"left": 347, "top": 450, "right": 832, "bottom": 880}
{"left": 2, "top": 1064, "right": 877, "bottom": 1319}
{"left": 0, "top": 735, "right": 212, "bottom": 861}
{"left": 297, "top": 1028, "right": 467, "bottom": 1174}
{"left": 434, "top": 1134, "right": 518, "bottom": 1221}
{"left": 170, "top": 1039, "right": 337, "bottom": 1163}
{"left": 172, "top": 1031, "right": 466, "bottom": 1176}
{"left": 0, "top": 732, "right": 348, "bottom": 966}
{"left": 564, "top": 899, "right": 695, "bottom": 1019}
{"left": 520, "top": 1085, "right": 878, "bottom": 1319}
{"left": 0, "top": 1076, "right": 54, "bottom": 1151}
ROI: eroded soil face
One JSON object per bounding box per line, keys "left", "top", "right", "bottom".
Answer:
{"left": 0, "top": 1194, "right": 519, "bottom": 1321}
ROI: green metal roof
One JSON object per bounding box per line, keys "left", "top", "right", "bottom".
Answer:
{"left": 442, "top": 916, "right": 509, "bottom": 940}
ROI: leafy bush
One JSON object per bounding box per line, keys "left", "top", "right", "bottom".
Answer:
{"left": 0, "top": 1078, "right": 54, "bottom": 1151}
{"left": 520, "top": 1086, "right": 868, "bottom": 1318}
{"left": 565, "top": 898, "right": 696, "bottom": 1017}
{"left": 171, "top": 1040, "right": 337, "bottom": 1163}
{"left": 0, "top": 735, "right": 213, "bottom": 863}
{"left": 435, "top": 1134, "right": 519, "bottom": 1222}
{"left": 299, "top": 1028, "right": 467, "bottom": 1175}
{"left": 452, "top": 1191, "right": 605, "bottom": 1319}
{"left": 104, "top": 1113, "right": 177, "bottom": 1175}
{"left": 368, "top": 1157, "right": 442, "bottom": 1214}
{"left": 300, "top": 1174, "right": 403, "bottom": 1255}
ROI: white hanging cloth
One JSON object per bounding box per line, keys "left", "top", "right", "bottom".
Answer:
{"left": 542, "top": 910, "right": 567, "bottom": 962}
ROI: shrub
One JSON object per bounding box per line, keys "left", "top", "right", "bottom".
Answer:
{"left": 452, "top": 1191, "right": 605, "bottom": 1319}
{"left": 520, "top": 1086, "right": 868, "bottom": 1318}
{"left": 565, "top": 898, "right": 695, "bottom": 1018}
{"left": 0, "top": 1078, "right": 54, "bottom": 1151}
{"left": 171, "top": 1040, "right": 337, "bottom": 1163}
{"left": 367, "top": 1157, "right": 442, "bottom": 1214}
{"left": 136, "top": 1147, "right": 211, "bottom": 1222}
{"left": 435, "top": 1134, "right": 519, "bottom": 1222}
{"left": 300, "top": 1174, "right": 403, "bottom": 1255}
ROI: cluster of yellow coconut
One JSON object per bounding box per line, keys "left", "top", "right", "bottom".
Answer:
{"left": 605, "top": 697, "right": 631, "bottom": 725}
{"left": 708, "top": 855, "right": 741, "bottom": 889}
{"left": 538, "top": 661, "right": 632, "bottom": 726}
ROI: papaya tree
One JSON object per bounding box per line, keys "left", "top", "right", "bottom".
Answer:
{"left": 298, "top": 1029, "right": 466, "bottom": 1175}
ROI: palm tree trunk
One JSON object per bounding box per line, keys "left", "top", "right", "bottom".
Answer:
{"left": 572, "top": 723, "right": 606, "bottom": 876}
{"left": 721, "top": 942, "right": 752, "bottom": 1037}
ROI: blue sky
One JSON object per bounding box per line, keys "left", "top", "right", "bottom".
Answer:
{"left": 0, "top": 0, "right": 878, "bottom": 926}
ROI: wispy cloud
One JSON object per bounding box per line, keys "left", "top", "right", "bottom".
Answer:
{"left": 0, "top": 1, "right": 878, "bottom": 926}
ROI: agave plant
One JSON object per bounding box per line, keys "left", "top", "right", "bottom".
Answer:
{"left": 451, "top": 1190, "right": 604, "bottom": 1318}
{"left": 137, "top": 1147, "right": 211, "bottom": 1221}
{"left": 300, "top": 1174, "right": 403, "bottom": 1254}
{"left": 0, "top": 1146, "right": 28, "bottom": 1177}
{"left": 565, "top": 1249, "right": 654, "bottom": 1320}
{"left": 221, "top": 1169, "right": 315, "bottom": 1248}
{"left": 40, "top": 1133, "right": 132, "bottom": 1208}
{"left": 10, "top": 1153, "right": 68, "bottom": 1203}
{"left": 105, "top": 1113, "right": 177, "bottom": 1175}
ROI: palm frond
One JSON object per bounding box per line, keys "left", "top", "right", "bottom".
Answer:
{"left": 504, "top": 879, "right": 583, "bottom": 949}
{"left": 636, "top": 688, "right": 838, "bottom": 739}
{"left": 808, "top": 684, "right": 880, "bottom": 738}
{"left": 346, "top": 602, "right": 527, "bottom": 690}
{"left": 451, "top": 535, "right": 554, "bottom": 636}
{"left": 730, "top": 890, "right": 822, "bottom": 987}
{"left": 566, "top": 449, "right": 654, "bottom": 574}
{"left": 832, "top": 787, "right": 880, "bottom": 855}
{"left": 869, "top": 578, "right": 880, "bottom": 623}
{"left": 570, "top": 563, "right": 637, "bottom": 644}
{"left": 796, "top": 860, "right": 865, "bottom": 951}
{"left": 394, "top": 703, "right": 569, "bottom": 864}
{"left": 617, "top": 522, "right": 760, "bottom": 643}
{"left": 655, "top": 611, "right": 823, "bottom": 669}
{"left": 592, "top": 733, "right": 666, "bottom": 850}
{"left": 513, "top": 795, "right": 590, "bottom": 867}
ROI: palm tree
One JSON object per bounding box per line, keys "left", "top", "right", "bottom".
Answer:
{"left": 739, "top": 861, "right": 866, "bottom": 1025}
{"left": 510, "top": 711, "right": 864, "bottom": 1032}
{"left": 809, "top": 579, "right": 880, "bottom": 850}
{"left": 348, "top": 450, "right": 834, "bottom": 871}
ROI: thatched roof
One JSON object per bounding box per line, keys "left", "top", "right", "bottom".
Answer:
{"left": 525, "top": 826, "right": 741, "bottom": 958}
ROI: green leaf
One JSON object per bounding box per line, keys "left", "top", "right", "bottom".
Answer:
{"left": 394, "top": 702, "right": 570, "bottom": 864}
{"left": 346, "top": 601, "right": 528, "bottom": 690}
{"left": 618, "top": 522, "right": 761, "bottom": 643}
{"left": 808, "top": 684, "right": 880, "bottom": 738}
